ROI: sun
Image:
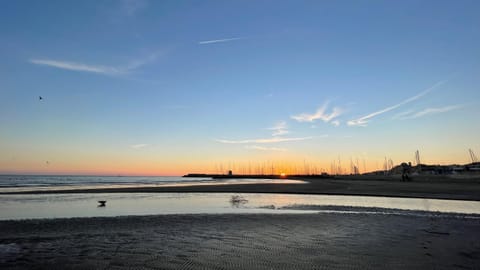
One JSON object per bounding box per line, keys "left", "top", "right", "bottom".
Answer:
{"left": 280, "top": 172, "right": 286, "bottom": 178}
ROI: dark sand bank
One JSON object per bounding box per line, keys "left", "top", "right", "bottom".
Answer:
{"left": 1, "top": 212, "right": 479, "bottom": 269}
{"left": 4, "top": 177, "right": 480, "bottom": 201}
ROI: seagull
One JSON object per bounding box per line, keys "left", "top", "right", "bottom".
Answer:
{"left": 98, "top": 200, "right": 107, "bottom": 207}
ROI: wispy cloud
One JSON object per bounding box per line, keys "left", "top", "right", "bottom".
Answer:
{"left": 396, "top": 105, "right": 463, "bottom": 120}
{"left": 267, "top": 121, "right": 289, "bottom": 136}
{"left": 29, "top": 51, "right": 161, "bottom": 76}
{"left": 130, "top": 144, "right": 148, "bottom": 149}
{"left": 125, "top": 51, "right": 162, "bottom": 70}
{"left": 198, "top": 37, "right": 243, "bottom": 45}
{"left": 215, "top": 137, "right": 312, "bottom": 144}
{"left": 347, "top": 80, "right": 446, "bottom": 127}
{"left": 245, "top": 145, "right": 287, "bottom": 152}
{"left": 291, "top": 102, "right": 343, "bottom": 125}
{"left": 29, "top": 59, "right": 124, "bottom": 75}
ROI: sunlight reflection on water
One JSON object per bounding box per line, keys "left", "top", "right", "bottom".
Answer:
{"left": 0, "top": 193, "right": 479, "bottom": 220}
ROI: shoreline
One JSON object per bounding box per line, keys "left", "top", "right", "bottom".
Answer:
{"left": 2, "top": 177, "right": 480, "bottom": 201}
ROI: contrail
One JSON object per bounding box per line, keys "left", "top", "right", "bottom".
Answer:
{"left": 198, "top": 37, "right": 243, "bottom": 45}
{"left": 347, "top": 80, "right": 446, "bottom": 126}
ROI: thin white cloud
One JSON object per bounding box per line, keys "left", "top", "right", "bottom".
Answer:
{"left": 267, "top": 121, "right": 289, "bottom": 136}
{"left": 29, "top": 59, "right": 124, "bottom": 75}
{"left": 245, "top": 145, "right": 287, "bottom": 152}
{"left": 331, "top": 120, "right": 340, "bottom": 127}
{"left": 30, "top": 51, "right": 161, "bottom": 76}
{"left": 130, "top": 144, "right": 148, "bottom": 149}
{"left": 215, "top": 137, "right": 312, "bottom": 144}
{"left": 398, "top": 105, "right": 463, "bottom": 120}
{"left": 125, "top": 51, "right": 162, "bottom": 70}
{"left": 272, "top": 129, "right": 289, "bottom": 136}
{"left": 347, "top": 80, "right": 446, "bottom": 127}
{"left": 291, "top": 102, "right": 343, "bottom": 123}
{"left": 198, "top": 37, "right": 243, "bottom": 45}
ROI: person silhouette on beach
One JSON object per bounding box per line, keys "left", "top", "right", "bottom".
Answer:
{"left": 401, "top": 162, "right": 411, "bottom": 182}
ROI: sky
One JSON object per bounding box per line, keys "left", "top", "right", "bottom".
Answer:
{"left": 1, "top": 0, "right": 480, "bottom": 176}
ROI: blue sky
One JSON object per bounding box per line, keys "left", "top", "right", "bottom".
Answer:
{"left": 1, "top": 0, "right": 479, "bottom": 175}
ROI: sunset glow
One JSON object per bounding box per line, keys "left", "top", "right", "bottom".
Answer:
{"left": 1, "top": 1, "right": 479, "bottom": 176}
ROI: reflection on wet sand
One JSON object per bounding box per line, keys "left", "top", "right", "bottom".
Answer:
{"left": 1, "top": 193, "right": 480, "bottom": 220}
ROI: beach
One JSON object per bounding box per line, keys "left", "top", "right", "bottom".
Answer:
{"left": 1, "top": 176, "right": 480, "bottom": 269}
{"left": 1, "top": 212, "right": 479, "bottom": 269}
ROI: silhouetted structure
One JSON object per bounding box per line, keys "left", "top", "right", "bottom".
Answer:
{"left": 469, "top": 149, "right": 478, "bottom": 163}
{"left": 415, "top": 150, "right": 421, "bottom": 172}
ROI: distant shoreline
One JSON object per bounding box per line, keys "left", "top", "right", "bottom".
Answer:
{"left": 2, "top": 176, "right": 480, "bottom": 201}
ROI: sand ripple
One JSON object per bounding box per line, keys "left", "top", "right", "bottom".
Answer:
{"left": 1, "top": 213, "right": 479, "bottom": 269}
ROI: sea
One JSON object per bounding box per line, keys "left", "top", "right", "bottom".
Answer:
{"left": 1, "top": 175, "right": 480, "bottom": 220}
{"left": 0, "top": 175, "right": 304, "bottom": 193}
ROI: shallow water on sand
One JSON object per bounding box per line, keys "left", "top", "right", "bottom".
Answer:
{"left": 1, "top": 193, "right": 479, "bottom": 220}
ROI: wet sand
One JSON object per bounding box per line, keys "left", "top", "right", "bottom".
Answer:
{"left": 1, "top": 212, "right": 479, "bottom": 269}
{"left": 5, "top": 177, "right": 480, "bottom": 201}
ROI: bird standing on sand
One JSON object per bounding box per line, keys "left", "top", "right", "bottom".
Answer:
{"left": 98, "top": 200, "right": 107, "bottom": 207}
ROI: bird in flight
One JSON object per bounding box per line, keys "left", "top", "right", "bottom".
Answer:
{"left": 39, "top": 96, "right": 43, "bottom": 100}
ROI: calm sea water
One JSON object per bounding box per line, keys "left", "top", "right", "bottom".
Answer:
{"left": 0, "top": 175, "right": 304, "bottom": 193}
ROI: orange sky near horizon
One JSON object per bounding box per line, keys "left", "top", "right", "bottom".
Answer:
{"left": 0, "top": 147, "right": 475, "bottom": 176}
